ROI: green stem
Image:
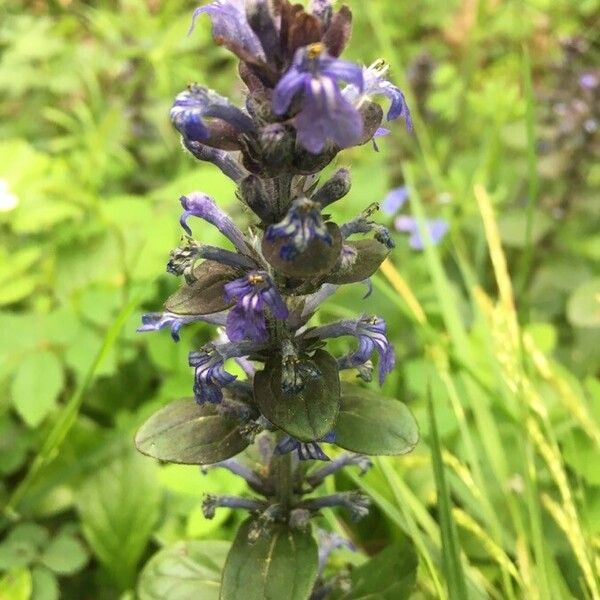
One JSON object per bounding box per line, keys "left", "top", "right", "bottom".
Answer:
{"left": 271, "top": 434, "right": 294, "bottom": 511}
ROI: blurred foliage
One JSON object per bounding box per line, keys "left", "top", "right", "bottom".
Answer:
{"left": 0, "top": 0, "right": 598, "bottom": 598}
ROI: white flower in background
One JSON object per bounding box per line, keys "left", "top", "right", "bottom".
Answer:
{"left": 0, "top": 179, "right": 19, "bottom": 212}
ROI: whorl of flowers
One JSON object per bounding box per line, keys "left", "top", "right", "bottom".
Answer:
{"left": 135, "top": 1, "right": 419, "bottom": 575}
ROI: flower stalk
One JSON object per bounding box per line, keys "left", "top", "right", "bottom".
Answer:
{"left": 135, "top": 2, "right": 420, "bottom": 596}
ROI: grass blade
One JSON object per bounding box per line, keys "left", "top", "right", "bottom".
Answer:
{"left": 427, "top": 384, "right": 469, "bottom": 600}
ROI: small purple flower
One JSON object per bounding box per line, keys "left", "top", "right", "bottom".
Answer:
{"left": 275, "top": 432, "right": 336, "bottom": 461}
{"left": 266, "top": 197, "right": 332, "bottom": 259}
{"left": 303, "top": 315, "right": 395, "bottom": 384}
{"left": 190, "top": 0, "right": 265, "bottom": 60}
{"left": 137, "top": 312, "right": 207, "bottom": 342}
{"left": 223, "top": 271, "right": 288, "bottom": 342}
{"left": 395, "top": 215, "right": 449, "bottom": 250}
{"left": 189, "top": 344, "right": 237, "bottom": 404}
{"left": 579, "top": 72, "right": 598, "bottom": 90}
{"left": 179, "top": 192, "right": 248, "bottom": 253}
{"left": 351, "top": 316, "right": 395, "bottom": 385}
{"left": 345, "top": 60, "right": 412, "bottom": 130}
{"left": 381, "top": 186, "right": 409, "bottom": 215}
{"left": 273, "top": 43, "right": 364, "bottom": 153}
{"left": 170, "top": 84, "right": 254, "bottom": 143}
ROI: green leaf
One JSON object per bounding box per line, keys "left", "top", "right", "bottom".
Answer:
{"left": 0, "top": 522, "right": 51, "bottom": 571}
{"left": 331, "top": 539, "right": 418, "bottom": 600}
{"left": 0, "top": 568, "right": 32, "bottom": 600}
{"left": 0, "top": 417, "right": 32, "bottom": 476}
{"left": 324, "top": 239, "right": 390, "bottom": 285}
{"left": 31, "top": 567, "right": 59, "bottom": 600}
{"left": 11, "top": 350, "right": 64, "bottom": 428}
{"left": 138, "top": 541, "right": 230, "bottom": 600}
{"left": 6, "top": 523, "right": 49, "bottom": 551}
{"left": 0, "top": 247, "right": 42, "bottom": 285}
{"left": 0, "top": 538, "right": 37, "bottom": 571}
{"left": 40, "top": 532, "right": 88, "bottom": 575}
{"left": 562, "top": 430, "right": 600, "bottom": 485}
{"left": 254, "top": 349, "right": 340, "bottom": 441}
{"left": 497, "top": 209, "right": 552, "bottom": 249}
{"left": 77, "top": 452, "right": 160, "bottom": 591}
{"left": 165, "top": 261, "right": 237, "bottom": 316}
{"left": 0, "top": 276, "right": 38, "bottom": 306}
{"left": 220, "top": 519, "right": 318, "bottom": 600}
{"left": 334, "top": 384, "right": 419, "bottom": 455}
{"left": 135, "top": 399, "right": 250, "bottom": 465}
{"left": 262, "top": 223, "right": 342, "bottom": 278}
{"left": 567, "top": 278, "right": 600, "bottom": 328}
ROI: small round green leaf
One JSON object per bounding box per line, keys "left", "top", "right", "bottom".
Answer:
{"left": 165, "top": 260, "right": 238, "bottom": 316}
{"left": 40, "top": 533, "right": 88, "bottom": 575}
{"left": 7, "top": 523, "right": 49, "bottom": 551}
{"left": 0, "top": 539, "right": 37, "bottom": 570}
{"left": 262, "top": 223, "right": 342, "bottom": 278}
{"left": 220, "top": 519, "right": 318, "bottom": 600}
{"left": 324, "top": 239, "right": 390, "bottom": 284}
{"left": 138, "top": 540, "right": 230, "bottom": 600}
{"left": 254, "top": 350, "right": 340, "bottom": 441}
{"left": 335, "top": 384, "right": 419, "bottom": 456}
{"left": 135, "top": 399, "right": 250, "bottom": 465}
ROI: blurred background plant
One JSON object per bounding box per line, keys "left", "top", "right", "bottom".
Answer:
{"left": 0, "top": 0, "right": 598, "bottom": 599}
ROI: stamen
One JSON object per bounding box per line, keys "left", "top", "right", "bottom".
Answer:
{"left": 307, "top": 42, "right": 324, "bottom": 59}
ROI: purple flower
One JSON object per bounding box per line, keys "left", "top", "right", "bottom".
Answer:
{"left": 137, "top": 312, "right": 212, "bottom": 342}
{"left": 381, "top": 186, "right": 409, "bottom": 215}
{"left": 579, "top": 72, "right": 598, "bottom": 90}
{"left": 189, "top": 345, "right": 237, "bottom": 404}
{"left": 395, "top": 215, "right": 448, "bottom": 250}
{"left": 190, "top": 0, "right": 265, "bottom": 60}
{"left": 223, "top": 271, "right": 288, "bottom": 342}
{"left": 266, "top": 197, "right": 332, "bottom": 259}
{"left": 345, "top": 60, "right": 412, "bottom": 130}
{"left": 350, "top": 316, "right": 395, "bottom": 385}
{"left": 170, "top": 84, "right": 255, "bottom": 143}
{"left": 275, "top": 432, "right": 336, "bottom": 461}
{"left": 179, "top": 193, "right": 248, "bottom": 253}
{"left": 303, "top": 315, "right": 395, "bottom": 384}
{"left": 273, "top": 43, "right": 364, "bottom": 153}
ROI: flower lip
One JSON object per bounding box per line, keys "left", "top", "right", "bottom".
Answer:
{"left": 223, "top": 270, "right": 289, "bottom": 342}
{"left": 272, "top": 44, "right": 365, "bottom": 152}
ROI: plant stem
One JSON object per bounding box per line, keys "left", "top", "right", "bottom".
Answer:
{"left": 272, "top": 434, "right": 294, "bottom": 510}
